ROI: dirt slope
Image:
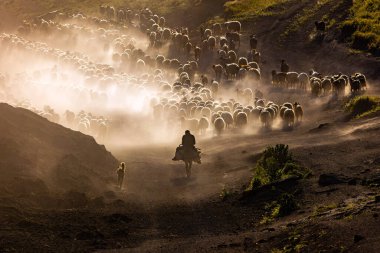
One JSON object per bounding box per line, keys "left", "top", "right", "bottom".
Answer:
{"left": 0, "top": 103, "right": 118, "bottom": 194}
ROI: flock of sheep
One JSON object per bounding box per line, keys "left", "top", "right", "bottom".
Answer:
{"left": 0, "top": 5, "right": 368, "bottom": 142}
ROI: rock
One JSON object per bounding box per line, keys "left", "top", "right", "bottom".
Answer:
{"left": 243, "top": 238, "right": 254, "bottom": 251}
{"left": 372, "top": 158, "right": 380, "bottom": 165}
{"left": 112, "top": 228, "right": 129, "bottom": 237}
{"left": 229, "top": 243, "right": 241, "bottom": 248}
{"left": 217, "top": 244, "right": 228, "bottom": 248}
{"left": 89, "top": 196, "right": 105, "bottom": 208}
{"left": 360, "top": 168, "right": 370, "bottom": 174}
{"left": 354, "top": 234, "right": 365, "bottom": 243}
{"left": 103, "top": 213, "right": 132, "bottom": 224}
{"left": 241, "top": 176, "right": 300, "bottom": 201}
{"left": 76, "top": 229, "right": 104, "bottom": 241}
{"left": 63, "top": 191, "right": 88, "bottom": 208}
{"left": 110, "top": 199, "right": 126, "bottom": 208}
{"left": 318, "top": 173, "right": 346, "bottom": 186}
{"left": 373, "top": 213, "right": 379, "bottom": 218}
{"left": 104, "top": 191, "right": 117, "bottom": 199}
{"left": 348, "top": 178, "right": 357, "bottom": 185}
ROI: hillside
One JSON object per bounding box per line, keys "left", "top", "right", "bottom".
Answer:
{"left": 0, "top": 103, "right": 118, "bottom": 195}
{"left": 0, "top": 0, "right": 380, "bottom": 252}
{"left": 1, "top": 0, "right": 379, "bottom": 77}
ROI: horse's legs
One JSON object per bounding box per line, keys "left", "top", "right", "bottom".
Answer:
{"left": 187, "top": 161, "right": 192, "bottom": 177}
{"left": 184, "top": 161, "right": 189, "bottom": 178}
{"left": 185, "top": 160, "right": 191, "bottom": 178}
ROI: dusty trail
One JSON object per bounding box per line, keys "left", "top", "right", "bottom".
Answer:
{"left": 99, "top": 108, "right": 380, "bottom": 252}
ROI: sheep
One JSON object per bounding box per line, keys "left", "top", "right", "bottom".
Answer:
{"left": 207, "top": 36, "right": 216, "bottom": 51}
{"left": 272, "top": 70, "right": 287, "bottom": 87}
{"left": 354, "top": 73, "right": 367, "bottom": 90}
{"left": 321, "top": 78, "right": 332, "bottom": 95}
{"left": 249, "top": 35, "right": 258, "bottom": 50}
{"left": 184, "top": 42, "right": 192, "bottom": 55}
{"left": 194, "top": 46, "right": 201, "bottom": 61}
{"left": 283, "top": 109, "right": 295, "bottom": 128}
{"left": 162, "top": 28, "right": 171, "bottom": 41}
{"left": 285, "top": 72, "right": 299, "bottom": 89}
{"left": 212, "top": 23, "right": 222, "bottom": 35}
{"left": 349, "top": 76, "right": 361, "bottom": 93}
{"left": 210, "top": 80, "right": 219, "bottom": 97}
{"left": 235, "top": 112, "right": 248, "bottom": 128}
{"left": 248, "top": 61, "right": 259, "bottom": 70}
{"left": 201, "top": 107, "right": 212, "bottom": 118}
{"left": 198, "top": 116, "right": 210, "bottom": 135}
{"left": 238, "top": 68, "right": 248, "bottom": 80}
{"left": 227, "top": 50, "right": 237, "bottom": 62}
{"left": 260, "top": 109, "right": 271, "bottom": 128}
{"left": 309, "top": 69, "right": 322, "bottom": 79}
{"left": 214, "top": 117, "right": 226, "bottom": 136}
{"left": 242, "top": 88, "right": 253, "bottom": 104}
{"left": 225, "top": 21, "right": 241, "bottom": 32}
{"left": 238, "top": 57, "right": 248, "bottom": 67}
{"left": 248, "top": 68, "right": 261, "bottom": 81}
{"left": 225, "top": 63, "right": 240, "bottom": 80}
{"left": 117, "top": 10, "right": 126, "bottom": 22}
{"left": 225, "top": 32, "right": 240, "bottom": 47}
{"left": 212, "top": 64, "right": 223, "bottom": 82}
{"left": 203, "top": 28, "right": 212, "bottom": 39}
{"left": 282, "top": 102, "right": 293, "bottom": 110}
{"left": 201, "top": 39, "right": 209, "bottom": 52}
{"left": 298, "top": 72, "right": 309, "bottom": 90}
{"left": 221, "top": 112, "right": 234, "bottom": 128}
{"left": 310, "top": 78, "right": 322, "bottom": 97}
{"left": 159, "top": 16, "right": 166, "bottom": 27}
{"left": 255, "top": 99, "right": 265, "bottom": 108}
{"left": 315, "top": 21, "right": 326, "bottom": 32}
{"left": 255, "top": 89, "right": 264, "bottom": 99}
{"left": 294, "top": 102, "right": 303, "bottom": 123}
{"left": 332, "top": 77, "right": 346, "bottom": 96}
{"left": 219, "top": 37, "right": 228, "bottom": 48}
{"left": 279, "top": 106, "right": 287, "bottom": 119}
{"left": 250, "top": 108, "right": 261, "bottom": 124}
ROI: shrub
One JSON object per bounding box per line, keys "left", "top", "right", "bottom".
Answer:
{"left": 340, "top": 21, "right": 357, "bottom": 41}
{"left": 341, "top": 0, "right": 380, "bottom": 55}
{"left": 352, "top": 31, "right": 376, "bottom": 50}
{"left": 254, "top": 144, "right": 293, "bottom": 184}
{"left": 261, "top": 193, "right": 298, "bottom": 224}
{"left": 277, "top": 193, "right": 297, "bottom": 216}
{"left": 345, "top": 96, "right": 380, "bottom": 118}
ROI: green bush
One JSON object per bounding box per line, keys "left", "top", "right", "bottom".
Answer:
{"left": 261, "top": 193, "right": 298, "bottom": 224}
{"left": 277, "top": 193, "right": 297, "bottom": 216}
{"left": 248, "top": 144, "right": 310, "bottom": 191}
{"left": 345, "top": 96, "right": 380, "bottom": 118}
{"left": 341, "top": 0, "right": 380, "bottom": 55}
{"left": 340, "top": 21, "right": 357, "bottom": 41}
{"left": 352, "top": 31, "right": 377, "bottom": 50}
{"left": 254, "top": 144, "right": 293, "bottom": 184}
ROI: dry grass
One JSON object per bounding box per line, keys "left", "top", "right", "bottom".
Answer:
{"left": 340, "top": 0, "right": 380, "bottom": 56}
{"left": 224, "top": 0, "right": 289, "bottom": 20}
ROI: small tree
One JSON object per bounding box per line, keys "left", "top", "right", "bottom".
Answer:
{"left": 255, "top": 144, "right": 293, "bottom": 183}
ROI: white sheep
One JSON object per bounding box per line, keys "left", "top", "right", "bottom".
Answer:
{"left": 214, "top": 117, "right": 226, "bottom": 136}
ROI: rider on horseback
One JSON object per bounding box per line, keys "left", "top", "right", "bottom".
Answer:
{"left": 182, "top": 130, "right": 196, "bottom": 178}
{"left": 172, "top": 130, "right": 201, "bottom": 178}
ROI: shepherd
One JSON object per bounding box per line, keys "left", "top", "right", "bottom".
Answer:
{"left": 172, "top": 130, "right": 201, "bottom": 178}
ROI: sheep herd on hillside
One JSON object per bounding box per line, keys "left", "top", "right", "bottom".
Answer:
{"left": 0, "top": 5, "right": 368, "bottom": 142}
